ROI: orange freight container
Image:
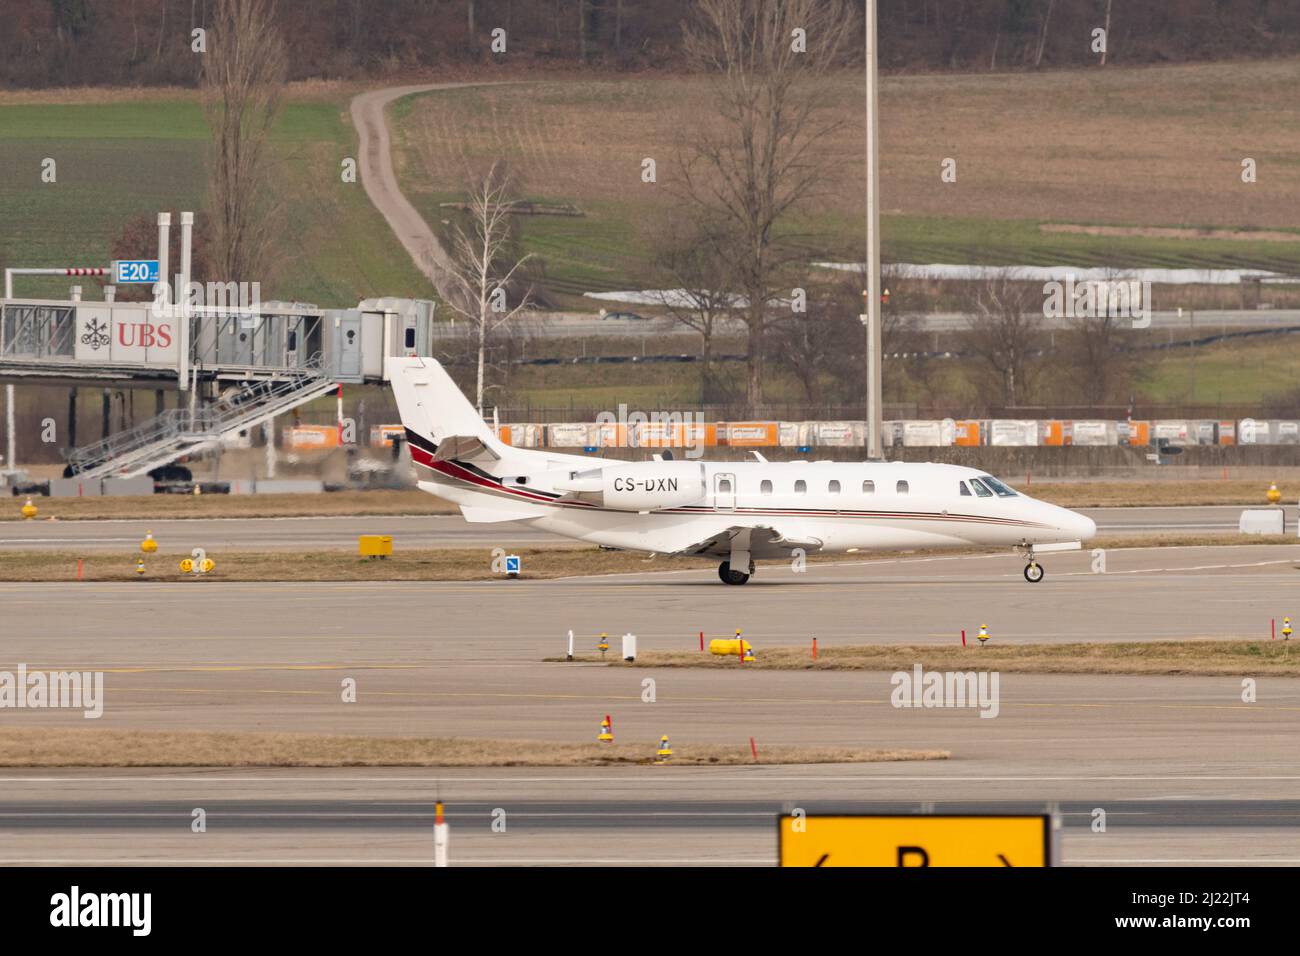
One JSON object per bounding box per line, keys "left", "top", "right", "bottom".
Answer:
{"left": 722, "top": 422, "right": 779, "bottom": 447}
{"left": 287, "top": 425, "right": 340, "bottom": 449}
{"left": 634, "top": 422, "right": 719, "bottom": 448}
{"left": 953, "top": 420, "right": 981, "bottom": 446}
{"left": 1124, "top": 421, "right": 1150, "bottom": 446}
{"left": 1040, "top": 421, "right": 1065, "bottom": 446}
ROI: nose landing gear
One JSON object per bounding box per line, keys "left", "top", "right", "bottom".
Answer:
{"left": 1017, "top": 544, "right": 1045, "bottom": 583}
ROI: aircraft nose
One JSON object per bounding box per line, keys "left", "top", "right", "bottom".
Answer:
{"left": 1069, "top": 511, "right": 1097, "bottom": 541}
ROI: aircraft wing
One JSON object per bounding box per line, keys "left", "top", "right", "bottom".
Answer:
{"left": 670, "top": 525, "right": 824, "bottom": 559}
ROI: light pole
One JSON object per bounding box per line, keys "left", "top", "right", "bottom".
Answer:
{"left": 863, "top": 0, "right": 884, "bottom": 460}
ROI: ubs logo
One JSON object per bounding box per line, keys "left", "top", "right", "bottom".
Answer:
{"left": 80, "top": 317, "right": 110, "bottom": 351}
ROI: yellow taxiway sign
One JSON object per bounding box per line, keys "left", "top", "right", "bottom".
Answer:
{"left": 778, "top": 814, "right": 1053, "bottom": 867}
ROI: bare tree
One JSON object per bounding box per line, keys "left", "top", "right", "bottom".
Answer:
{"left": 1034, "top": 0, "right": 1055, "bottom": 67}
{"left": 1100, "top": 0, "right": 1112, "bottom": 66}
{"left": 441, "top": 161, "right": 536, "bottom": 415}
{"left": 680, "top": 0, "right": 853, "bottom": 412}
{"left": 201, "top": 0, "right": 287, "bottom": 284}
{"left": 651, "top": 219, "right": 740, "bottom": 403}
{"left": 1062, "top": 310, "right": 1143, "bottom": 407}
{"left": 963, "top": 277, "right": 1042, "bottom": 408}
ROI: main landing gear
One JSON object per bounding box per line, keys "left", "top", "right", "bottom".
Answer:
{"left": 1018, "top": 545, "right": 1045, "bottom": 583}
{"left": 718, "top": 560, "right": 754, "bottom": 586}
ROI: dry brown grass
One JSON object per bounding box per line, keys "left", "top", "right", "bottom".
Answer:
{"left": 0, "top": 728, "right": 947, "bottom": 767}
{"left": 1029, "top": 480, "right": 1297, "bottom": 508}
{"left": 398, "top": 61, "right": 1300, "bottom": 229}
{"left": 0, "top": 80, "right": 363, "bottom": 107}
{"left": 0, "top": 490, "right": 455, "bottom": 522}
{"left": 0, "top": 546, "right": 707, "bottom": 582}
{"left": 564, "top": 640, "right": 1300, "bottom": 676}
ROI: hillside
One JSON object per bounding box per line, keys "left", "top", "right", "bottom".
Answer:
{"left": 0, "top": 86, "right": 434, "bottom": 305}
{"left": 389, "top": 60, "right": 1300, "bottom": 303}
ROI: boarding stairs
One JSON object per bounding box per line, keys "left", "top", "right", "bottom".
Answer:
{"left": 63, "top": 359, "right": 338, "bottom": 480}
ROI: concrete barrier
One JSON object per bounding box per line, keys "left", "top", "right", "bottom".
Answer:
{"left": 1240, "top": 508, "right": 1285, "bottom": 535}
{"left": 101, "top": 477, "right": 155, "bottom": 496}
{"left": 48, "top": 477, "right": 101, "bottom": 497}
{"left": 254, "top": 479, "right": 325, "bottom": 494}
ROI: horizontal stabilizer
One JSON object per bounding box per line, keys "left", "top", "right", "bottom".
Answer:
{"left": 460, "top": 504, "right": 550, "bottom": 523}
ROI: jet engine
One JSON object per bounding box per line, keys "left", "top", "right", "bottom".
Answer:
{"left": 554, "top": 461, "right": 706, "bottom": 512}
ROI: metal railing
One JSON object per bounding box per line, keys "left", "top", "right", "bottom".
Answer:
{"left": 64, "top": 357, "right": 333, "bottom": 477}
{"left": 1, "top": 304, "right": 75, "bottom": 358}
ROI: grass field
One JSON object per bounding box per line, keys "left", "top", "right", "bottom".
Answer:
{"left": 564, "top": 639, "right": 1300, "bottom": 676}
{"left": 391, "top": 61, "right": 1300, "bottom": 300}
{"left": 0, "top": 90, "right": 434, "bottom": 305}
{"left": 0, "top": 728, "right": 947, "bottom": 767}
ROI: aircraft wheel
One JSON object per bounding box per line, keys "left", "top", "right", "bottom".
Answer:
{"left": 1024, "top": 562, "right": 1044, "bottom": 583}
{"left": 718, "top": 561, "right": 751, "bottom": 585}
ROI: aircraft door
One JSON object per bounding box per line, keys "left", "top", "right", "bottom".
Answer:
{"left": 714, "top": 472, "right": 736, "bottom": 512}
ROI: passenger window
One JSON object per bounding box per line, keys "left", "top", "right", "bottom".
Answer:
{"left": 896, "top": 480, "right": 909, "bottom": 494}
{"left": 862, "top": 480, "right": 875, "bottom": 494}
{"left": 760, "top": 480, "right": 772, "bottom": 495}
{"left": 959, "top": 482, "right": 971, "bottom": 496}
{"left": 828, "top": 480, "right": 840, "bottom": 494}
{"left": 969, "top": 478, "right": 993, "bottom": 497}
{"left": 794, "top": 479, "right": 807, "bottom": 495}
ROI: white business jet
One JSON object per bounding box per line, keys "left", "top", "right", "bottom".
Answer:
{"left": 389, "top": 357, "right": 1096, "bottom": 585}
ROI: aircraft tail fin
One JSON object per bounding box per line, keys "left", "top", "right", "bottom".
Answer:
{"left": 387, "top": 356, "right": 504, "bottom": 457}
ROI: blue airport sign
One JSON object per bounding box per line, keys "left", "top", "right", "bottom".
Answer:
{"left": 114, "top": 259, "right": 160, "bottom": 284}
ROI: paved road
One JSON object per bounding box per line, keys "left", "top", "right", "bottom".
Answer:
{"left": 439, "top": 309, "right": 1300, "bottom": 340}
{"left": 0, "top": 776, "right": 1295, "bottom": 865}
{"left": 0, "top": 506, "right": 1269, "bottom": 552}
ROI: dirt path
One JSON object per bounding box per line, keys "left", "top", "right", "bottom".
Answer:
{"left": 350, "top": 84, "right": 457, "bottom": 293}
{"left": 349, "top": 82, "right": 515, "bottom": 297}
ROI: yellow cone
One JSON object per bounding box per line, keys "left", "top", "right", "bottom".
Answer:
{"left": 20, "top": 496, "right": 37, "bottom": 520}
{"left": 140, "top": 531, "right": 158, "bottom": 554}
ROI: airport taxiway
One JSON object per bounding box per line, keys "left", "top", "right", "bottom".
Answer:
{"left": 2, "top": 544, "right": 1298, "bottom": 865}
{"left": 0, "top": 505, "right": 1273, "bottom": 552}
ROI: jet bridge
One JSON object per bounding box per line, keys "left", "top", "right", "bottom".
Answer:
{"left": 0, "top": 293, "right": 436, "bottom": 477}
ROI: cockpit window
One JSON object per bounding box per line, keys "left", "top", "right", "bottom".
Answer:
{"left": 959, "top": 481, "right": 972, "bottom": 496}
{"left": 968, "top": 478, "right": 993, "bottom": 497}
{"left": 981, "top": 475, "right": 1019, "bottom": 497}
